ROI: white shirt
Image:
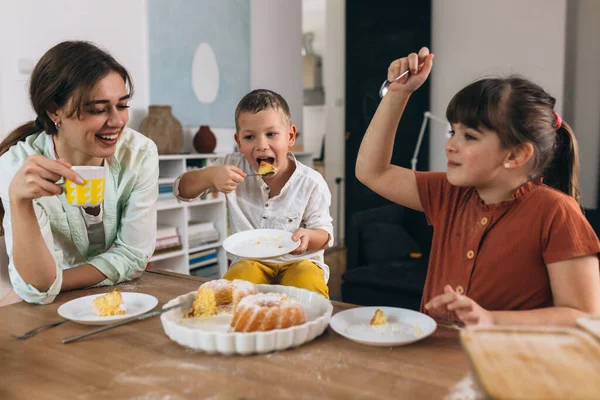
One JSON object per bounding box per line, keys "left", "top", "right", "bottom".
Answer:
{"left": 174, "top": 152, "right": 334, "bottom": 282}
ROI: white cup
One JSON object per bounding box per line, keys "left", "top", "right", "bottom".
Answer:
{"left": 64, "top": 166, "right": 106, "bottom": 207}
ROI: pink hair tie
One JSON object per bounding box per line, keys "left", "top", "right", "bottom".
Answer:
{"left": 553, "top": 111, "right": 562, "bottom": 130}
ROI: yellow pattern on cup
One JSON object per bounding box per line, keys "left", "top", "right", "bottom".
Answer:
{"left": 65, "top": 178, "right": 105, "bottom": 207}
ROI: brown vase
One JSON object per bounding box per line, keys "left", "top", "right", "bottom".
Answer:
{"left": 138, "top": 105, "right": 183, "bottom": 154}
{"left": 193, "top": 125, "right": 217, "bottom": 153}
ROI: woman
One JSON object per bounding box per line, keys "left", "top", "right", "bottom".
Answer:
{"left": 0, "top": 41, "right": 158, "bottom": 304}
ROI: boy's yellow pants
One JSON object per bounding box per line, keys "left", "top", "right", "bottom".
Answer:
{"left": 223, "top": 259, "right": 329, "bottom": 299}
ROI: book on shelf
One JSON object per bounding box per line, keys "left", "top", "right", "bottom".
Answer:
{"left": 188, "top": 221, "right": 219, "bottom": 248}
{"left": 185, "top": 158, "right": 207, "bottom": 170}
{"left": 153, "top": 244, "right": 183, "bottom": 255}
{"left": 188, "top": 221, "right": 216, "bottom": 232}
{"left": 157, "top": 225, "right": 178, "bottom": 239}
{"left": 189, "top": 248, "right": 218, "bottom": 269}
{"left": 190, "top": 263, "right": 219, "bottom": 279}
{"left": 155, "top": 224, "right": 181, "bottom": 253}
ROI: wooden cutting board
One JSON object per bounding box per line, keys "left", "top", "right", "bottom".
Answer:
{"left": 460, "top": 326, "right": 600, "bottom": 400}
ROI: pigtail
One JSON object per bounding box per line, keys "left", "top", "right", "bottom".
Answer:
{"left": 543, "top": 120, "right": 581, "bottom": 204}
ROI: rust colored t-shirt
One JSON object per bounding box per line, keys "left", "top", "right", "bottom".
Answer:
{"left": 415, "top": 172, "right": 600, "bottom": 321}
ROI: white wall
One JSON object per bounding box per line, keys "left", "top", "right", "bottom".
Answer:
{"left": 564, "top": 0, "right": 600, "bottom": 209}
{"left": 324, "top": 0, "right": 346, "bottom": 245}
{"left": 430, "top": 0, "right": 567, "bottom": 171}
{"left": 250, "top": 0, "right": 303, "bottom": 136}
{"left": 302, "top": 105, "right": 325, "bottom": 157}
{"left": 302, "top": 0, "right": 326, "bottom": 57}
{"left": 0, "top": 0, "right": 149, "bottom": 139}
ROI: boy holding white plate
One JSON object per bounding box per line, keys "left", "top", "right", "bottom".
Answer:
{"left": 175, "top": 89, "right": 333, "bottom": 298}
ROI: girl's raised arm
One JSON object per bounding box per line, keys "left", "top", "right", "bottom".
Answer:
{"left": 355, "top": 47, "right": 434, "bottom": 211}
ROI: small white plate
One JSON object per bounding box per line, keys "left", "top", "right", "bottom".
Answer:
{"left": 57, "top": 292, "right": 158, "bottom": 326}
{"left": 223, "top": 229, "right": 300, "bottom": 259}
{"left": 329, "top": 306, "right": 437, "bottom": 347}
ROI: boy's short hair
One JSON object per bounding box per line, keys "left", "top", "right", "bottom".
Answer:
{"left": 234, "top": 89, "right": 291, "bottom": 131}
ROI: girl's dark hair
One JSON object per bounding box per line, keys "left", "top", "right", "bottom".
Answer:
{"left": 234, "top": 89, "right": 291, "bottom": 131}
{"left": 446, "top": 76, "right": 580, "bottom": 203}
{"left": 0, "top": 41, "right": 133, "bottom": 235}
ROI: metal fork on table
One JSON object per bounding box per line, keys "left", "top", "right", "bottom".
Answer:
{"left": 14, "top": 319, "right": 69, "bottom": 340}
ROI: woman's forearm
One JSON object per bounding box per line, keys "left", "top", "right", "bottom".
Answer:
{"left": 491, "top": 307, "right": 587, "bottom": 327}
{"left": 61, "top": 264, "right": 107, "bottom": 291}
{"left": 9, "top": 199, "right": 57, "bottom": 291}
{"left": 355, "top": 92, "right": 410, "bottom": 183}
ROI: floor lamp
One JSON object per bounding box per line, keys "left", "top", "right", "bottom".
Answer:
{"left": 411, "top": 111, "right": 450, "bottom": 171}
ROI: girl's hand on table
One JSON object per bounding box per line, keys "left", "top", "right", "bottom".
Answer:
{"left": 425, "top": 285, "right": 494, "bottom": 326}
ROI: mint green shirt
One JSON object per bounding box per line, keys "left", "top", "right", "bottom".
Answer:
{"left": 0, "top": 128, "right": 158, "bottom": 304}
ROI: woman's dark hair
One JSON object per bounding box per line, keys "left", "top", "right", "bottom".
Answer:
{"left": 446, "top": 76, "right": 580, "bottom": 203}
{"left": 0, "top": 41, "right": 133, "bottom": 235}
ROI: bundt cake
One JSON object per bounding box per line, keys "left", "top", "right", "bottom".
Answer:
{"left": 185, "top": 279, "right": 257, "bottom": 318}
{"left": 231, "top": 292, "right": 307, "bottom": 332}
{"left": 370, "top": 309, "right": 388, "bottom": 326}
{"left": 93, "top": 289, "right": 126, "bottom": 316}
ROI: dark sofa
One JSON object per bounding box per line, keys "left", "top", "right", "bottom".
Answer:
{"left": 341, "top": 204, "right": 433, "bottom": 310}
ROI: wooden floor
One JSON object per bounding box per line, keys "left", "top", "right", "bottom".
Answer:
{"left": 324, "top": 247, "right": 347, "bottom": 301}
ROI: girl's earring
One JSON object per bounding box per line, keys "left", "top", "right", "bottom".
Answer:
{"left": 54, "top": 120, "right": 61, "bottom": 130}
{"left": 504, "top": 162, "right": 510, "bottom": 169}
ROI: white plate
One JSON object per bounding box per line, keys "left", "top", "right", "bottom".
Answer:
{"left": 160, "top": 284, "right": 333, "bottom": 355}
{"left": 329, "top": 306, "right": 437, "bottom": 347}
{"left": 57, "top": 292, "right": 158, "bottom": 326}
{"left": 222, "top": 229, "right": 300, "bottom": 259}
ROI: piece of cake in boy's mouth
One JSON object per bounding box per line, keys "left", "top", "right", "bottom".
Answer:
{"left": 257, "top": 159, "right": 278, "bottom": 176}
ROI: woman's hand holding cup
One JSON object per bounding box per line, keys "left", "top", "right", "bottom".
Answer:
{"left": 9, "top": 155, "right": 84, "bottom": 204}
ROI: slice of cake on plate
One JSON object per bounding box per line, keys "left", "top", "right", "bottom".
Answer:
{"left": 369, "top": 309, "right": 388, "bottom": 326}
{"left": 93, "top": 289, "right": 126, "bottom": 316}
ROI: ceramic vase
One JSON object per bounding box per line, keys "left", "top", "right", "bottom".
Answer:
{"left": 193, "top": 125, "right": 217, "bottom": 153}
{"left": 138, "top": 105, "right": 184, "bottom": 154}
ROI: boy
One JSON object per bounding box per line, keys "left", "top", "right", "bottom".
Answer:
{"left": 174, "top": 89, "right": 333, "bottom": 298}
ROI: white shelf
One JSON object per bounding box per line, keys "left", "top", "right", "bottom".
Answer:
{"left": 186, "top": 198, "right": 225, "bottom": 207}
{"left": 157, "top": 200, "right": 184, "bottom": 211}
{"left": 150, "top": 249, "right": 186, "bottom": 262}
{"left": 188, "top": 240, "right": 224, "bottom": 254}
{"left": 158, "top": 153, "right": 227, "bottom": 160}
{"left": 157, "top": 197, "right": 225, "bottom": 211}
{"left": 151, "top": 155, "right": 228, "bottom": 278}
{"left": 158, "top": 177, "right": 176, "bottom": 185}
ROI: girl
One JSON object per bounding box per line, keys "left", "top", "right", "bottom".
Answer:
{"left": 0, "top": 41, "right": 158, "bottom": 304}
{"left": 356, "top": 47, "right": 600, "bottom": 326}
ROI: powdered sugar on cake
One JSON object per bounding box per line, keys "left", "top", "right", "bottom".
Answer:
{"left": 232, "top": 293, "right": 307, "bottom": 332}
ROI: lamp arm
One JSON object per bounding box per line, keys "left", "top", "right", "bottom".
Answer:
{"left": 411, "top": 113, "right": 430, "bottom": 171}
{"left": 411, "top": 111, "right": 449, "bottom": 171}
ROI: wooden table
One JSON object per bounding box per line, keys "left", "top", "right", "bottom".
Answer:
{"left": 0, "top": 270, "right": 478, "bottom": 400}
